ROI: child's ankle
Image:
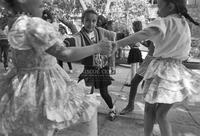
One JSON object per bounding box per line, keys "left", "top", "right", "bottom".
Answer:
{"left": 110, "top": 105, "right": 116, "bottom": 111}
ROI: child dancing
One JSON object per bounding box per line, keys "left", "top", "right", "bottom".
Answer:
{"left": 125, "top": 21, "right": 143, "bottom": 86}
{"left": 113, "top": 0, "right": 200, "bottom": 135}
{"left": 120, "top": 40, "right": 154, "bottom": 115}
{"left": 0, "top": 0, "right": 112, "bottom": 136}
{"left": 72, "top": 9, "right": 117, "bottom": 121}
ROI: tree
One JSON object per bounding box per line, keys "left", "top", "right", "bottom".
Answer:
{"left": 41, "top": 0, "right": 150, "bottom": 33}
{"left": 42, "top": 0, "right": 83, "bottom": 17}
{"left": 108, "top": 0, "right": 150, "bottom": 32}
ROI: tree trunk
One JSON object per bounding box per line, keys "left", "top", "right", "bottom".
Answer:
{"left": 79, "top": 0, "right": 87, "bottom": 10}
{"left": 104, "top": 0, "right": 113, "bottom": 15}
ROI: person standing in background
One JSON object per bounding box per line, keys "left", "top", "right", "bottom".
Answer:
{"left": 58, "top": 24, "right": 73, "bottom": 73}
{"left": 125, "top": 21, "right": 143, "bottom": 86}
{"left": 120, "top": 40, "right": 154, "bottom": 115}
{"left": 0, "top": 25, "right": 10, "bottom": 71}
{"left": 72, "top": 9, "right": 117, "bottom": 121}
{"left": 42, "top": 9, "right": 77, "bottom": 71}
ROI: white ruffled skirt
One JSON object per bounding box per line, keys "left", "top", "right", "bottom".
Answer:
{"left": 0, "top": 64, "right": 99, "bottom": 135}
{"left": 143, "top": 57, "right": 200, "bottom": 104}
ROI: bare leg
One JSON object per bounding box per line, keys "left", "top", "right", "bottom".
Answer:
{"left": 144, "top": 102, "right": 156, "bottom": 136}
{"left": 125, "top": 66, "right": 132, "bottom": 85}
{"left": 131, "top": 63, "right": 136, "bottom": 80}
{"left": 120, "top": 74, "right": 143, "bottom": 115}
{"left": 156, "top": 103, "right": 173, "bottom": 136}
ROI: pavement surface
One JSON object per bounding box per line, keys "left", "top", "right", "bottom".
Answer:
{"left": 1, "top": 62, "right": 200, "bottom": 136}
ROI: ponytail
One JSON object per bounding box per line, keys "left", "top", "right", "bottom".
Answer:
{"left": 178, "top": 7, "right": 200, "bottom": 26}
{"left": 170, "top": 0, "right": 200, "bottom": 26}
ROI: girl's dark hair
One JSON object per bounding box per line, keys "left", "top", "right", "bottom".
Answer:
{"left": 42, "top": 9, "right": 54, "bottom": 23}
{"left": 81, "top": 8, "right": 98, "bottom": 23}
{"left": 165, "top": 0, "right": 199, "bottom": 26}
{"left": 97, "top": 15, "right": 107, "bottom": 27}
{"left": 132, "top": 21, "right": 143, "bottom": 32}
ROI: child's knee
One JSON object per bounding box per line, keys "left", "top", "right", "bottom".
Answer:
{"left": 144, "top": 103, "right": 155, "bottom": 114}
{"left": 155, "top": 104, "right": 172, "bottom": 123}
{"left": 155, "top": 110, "right": 168, "bottom": 123}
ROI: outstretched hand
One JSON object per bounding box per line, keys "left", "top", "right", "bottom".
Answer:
{"left": 96, "top": 39, "right": 112, "bottom": 56}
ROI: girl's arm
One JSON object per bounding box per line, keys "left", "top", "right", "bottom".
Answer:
{"left": 46, "top": 41, "right": 111, "bottom": 62}
{"left": 115, "top": 27, "right": 158, "bottom": 49}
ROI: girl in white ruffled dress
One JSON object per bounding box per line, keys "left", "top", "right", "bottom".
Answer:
{"left": 113, "top": 0, "right": 200, "bottom": 135}
{"left": 0, "top": 0, "right": 112, "bottom": 136}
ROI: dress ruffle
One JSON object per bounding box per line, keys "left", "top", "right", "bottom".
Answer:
{"left": 136, "top": 55, "right": 154, "bottom": 77}
{"left": 143, "top": 58, "right": 200, "bottom": 104}
{"left": 0, "top": 65, "right": 99, "bottom": 134}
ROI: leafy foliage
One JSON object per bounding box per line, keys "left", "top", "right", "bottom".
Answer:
{"left": 0, "top": 8, "right": 10, "bottom": 28}
{"left": 83, "top": 0, "right": 107, "bottom": 14}
{"left": 108, "top": 0, "right": 150, "bottom": 32}
{"left": 41, "top": 0, "right": 83, "bottom": 18}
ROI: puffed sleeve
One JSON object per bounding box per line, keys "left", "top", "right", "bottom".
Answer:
{"left": 26, "top": 17, "right": 64, "bottom": 53}
{"left": 146, "top": 18, "right": 167, "bottom": 40}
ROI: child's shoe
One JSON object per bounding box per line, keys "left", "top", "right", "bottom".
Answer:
{"left": 108, "top": 110, "right": 117, "bottom": 121}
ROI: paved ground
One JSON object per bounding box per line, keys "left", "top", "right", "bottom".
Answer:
{"left": 62, "top": 62, "right": 200, "bottom": 136}
{"left": 1, "top": 62, "right": 200, "bottom": 136}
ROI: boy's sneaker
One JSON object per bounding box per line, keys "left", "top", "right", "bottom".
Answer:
{"left": 108, "top": 110, "right": 117, "bottom": 121}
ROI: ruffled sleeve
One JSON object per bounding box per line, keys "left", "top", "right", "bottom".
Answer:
{"left": 26, "top": 17, "right": 63, "bottom": 53}
{"left": 146, "top": 18, "right": 167, "bottom": 40}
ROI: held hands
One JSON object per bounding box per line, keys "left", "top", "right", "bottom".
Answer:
{"left": 96, "top": 40, "right": 119, "bottom": 56}
{"left": 96, "top": 40, "right": 112, "bottom": 56}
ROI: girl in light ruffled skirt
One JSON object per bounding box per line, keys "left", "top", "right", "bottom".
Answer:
{"left": 113, "top": 0, "right": 200, "bottom": 135}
